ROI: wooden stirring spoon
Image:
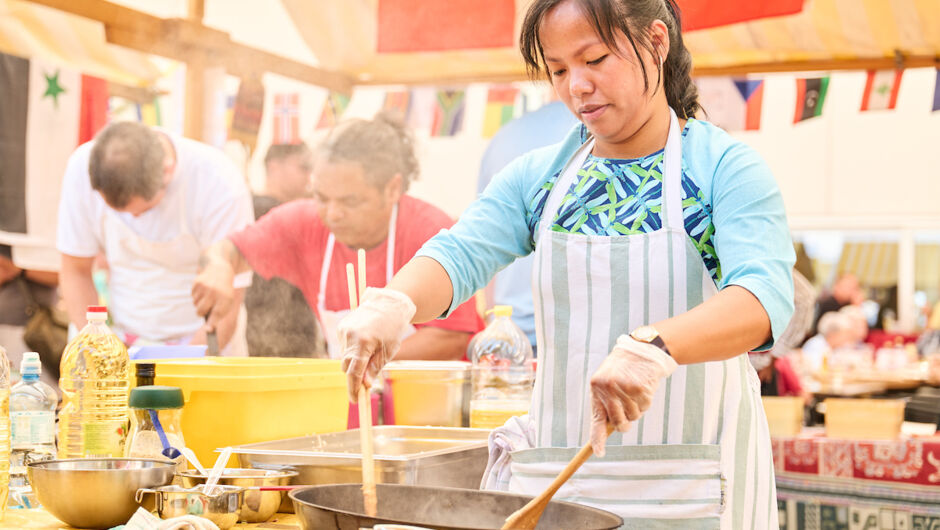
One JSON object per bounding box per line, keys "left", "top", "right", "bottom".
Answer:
{"left": 501, "top": 425, "right": 614, "bottom": 529}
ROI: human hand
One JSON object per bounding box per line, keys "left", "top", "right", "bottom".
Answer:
{"left": 0, "top": 256, "right": 21, "bottom": 285}
{"left": 190, "top": 261, "right": 235, "bottom": 331}
{"left": 339, "top": 287, "right": 416, "bottom": 402}
{"left": 589, "top": 334, "right": 678, "bottom": 456}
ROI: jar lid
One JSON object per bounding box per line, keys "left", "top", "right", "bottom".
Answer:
{"left": 129, "top": 385, "right": 184, "bottom": 409}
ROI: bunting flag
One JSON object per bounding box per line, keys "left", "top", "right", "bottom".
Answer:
{"left": 860, "top": 69, "right": 903, "bottom": 112}
{"left": 382, "top": 90, "right": 412, "bottom": 123}
{"left": 934, "top": 69, "right": 940, "bottom": 112}
{"left": 482, "top": 86, "right": 518, "bottom": 138}
{"left": 734, "top": 79, "right": 764, "bottom": 130}
{"left": 0, "top": 52, "right": 99, "bottom": 252}
{"left": 135, "top": 98, "right": 162, "bottom": 126}
{"left": 793, "top": 76, "right": 829, "bottom": 123}
{"left": 316, "top": 92, "right": 350, "bottom": 129}
{"left": 224, "top": 94, "right": 235, "bottom": 131}
{"left": 694, "top": 77, "right": 746, "bottom": 131}
{"left": 272, "top": 93, "right": 300, "bottom": 144}
{"left": 229, "top": 76, "right": 265, "bottom": 153}
{"left": 431, "top": 89, "right": 465, "bottom": 137}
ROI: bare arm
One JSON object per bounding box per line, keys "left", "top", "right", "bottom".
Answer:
{"left": 191, "top": 239, "right": 251, "bottom": 331}
{"left": 386, "top": 257, "right": 455, "bottom": 324}
{"left": 395, "top": 327, "right": 471, "bottom": 361}
{"left": 60, "top": 254, "right": 99, "bottom": 329}
{"left": 655, "top": 285, "right": 771, "bottom": 365}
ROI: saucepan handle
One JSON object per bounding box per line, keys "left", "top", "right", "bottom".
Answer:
{"left": 135, "top": 487, "right": 157, "bottom": 505}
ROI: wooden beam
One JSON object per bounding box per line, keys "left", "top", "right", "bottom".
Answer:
{"left": 107, "top": 82, "right": 163, "bottom": 104}
{"left": 692, "top": 55, "right": 940, "bottom": 77}
{"left": 188, "top": 0, "right": 205, "bottom": 22}
{"left": 24, "top": 0, "right": 353, "bottom": 94}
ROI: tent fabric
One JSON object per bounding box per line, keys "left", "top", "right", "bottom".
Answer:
{"left": 281, "top": 0, "right": 939, "bottom": 84}
{"left": 0, "top": 0, "right": 161, "bottom": 86}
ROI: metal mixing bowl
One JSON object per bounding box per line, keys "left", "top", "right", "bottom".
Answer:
{"left": 136, "top": 484, "right": 243, "bottom": 530}
{"left": 28, "top": 458, "right": 176, "bottom": 529}
{"left": 178, "top": 468, "right": 298, "bottom": 523}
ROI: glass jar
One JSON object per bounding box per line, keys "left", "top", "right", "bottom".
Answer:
{"left": 125, "top": 386, "right": 186, "bottom": 474}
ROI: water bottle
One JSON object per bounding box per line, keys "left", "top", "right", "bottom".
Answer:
{"left": 468, "top": 306, "right": 535, "bottom": 429}
{"left": 9, "top": 352, "right": 57, "bottom": 508}
{"left": 58, "top": 306, "right": 129, "bottom": 459}
{"left": 0, "top": 346, "right": 11, "bottom": 518}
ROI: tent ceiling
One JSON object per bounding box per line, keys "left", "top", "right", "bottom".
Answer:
{"left": 13, "top": 0, "right": 940, "bottom": 88}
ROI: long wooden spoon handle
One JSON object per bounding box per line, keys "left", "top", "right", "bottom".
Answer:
{"left": 533, "top": 424, "right": 614, "bottom": 504}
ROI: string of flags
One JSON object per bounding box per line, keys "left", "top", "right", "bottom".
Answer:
{"left": 224, "top": 67, "right": 940, "bottom": 147}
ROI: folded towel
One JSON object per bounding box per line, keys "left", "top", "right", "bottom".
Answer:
{"left": 480, "top": 414, "right": 536, "bottom": 491}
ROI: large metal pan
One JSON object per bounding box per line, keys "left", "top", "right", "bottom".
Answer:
{"left": 289, "top": 483, "right": 622, "bottom": 530}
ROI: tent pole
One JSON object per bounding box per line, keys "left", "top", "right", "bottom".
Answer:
{"left": 897, "top": 230, "right": 916, "bottom": 333}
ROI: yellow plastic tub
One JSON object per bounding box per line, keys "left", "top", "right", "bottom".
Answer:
{"left": 383, "top": 361, "right": 471, "bottom": 427}
{"left": 140, "top": 358, "right": 348, "bottom": 466}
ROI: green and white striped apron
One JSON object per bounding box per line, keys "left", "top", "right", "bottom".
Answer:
{"left": 508, "top": 109, "right": 778, "bottom": 529}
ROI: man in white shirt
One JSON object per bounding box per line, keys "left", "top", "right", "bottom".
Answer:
{"left": 56, "top": 122, "right": 253, "bottom": 346}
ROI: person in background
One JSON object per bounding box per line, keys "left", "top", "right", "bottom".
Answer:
{"left": 753, "top": 269, "right": 814, "bottom": 400}
{"left": 192, "top": 113, "right": 483, "bottom": 360}
{"left": 801, "top": 311, "right": 855, "bottom": 372}
{"left": 57, "top": 122, "right": 253, "bottom": 348}
{"left": 0, "top": 245, "right": 59, "bottom": 385}
{"left": 244, "top": 143, "right": 326, "bottom": 357}
{"left": 476, "top": 101, "right": 578, "bottom": 352}
{"left": 838, "top": 304, "right": 869, "bottom": 346}
{"left": 809, "top": 272, "right": 863, "bottom": 336}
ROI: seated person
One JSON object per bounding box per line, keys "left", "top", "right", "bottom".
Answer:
{"left": 809, "top": 273, "right": 863, "bottom": 336}
{"left": 801, "top": 311, "right": 855, "bottom": 373}
{"left": 245, "top": 142, "right": 326, "bottom": 358}
{"left": 192, "top": 112, "right": 483, "bottom": 358}
{"left": 838, "top": 304, "right": 869, "bottom": 346}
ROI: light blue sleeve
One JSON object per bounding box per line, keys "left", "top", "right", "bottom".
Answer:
{"left": 688, "top": 124, "right": 795, "bottom": 351}
{"left": 416, "top": 153, "right": 540, "bottom": 316}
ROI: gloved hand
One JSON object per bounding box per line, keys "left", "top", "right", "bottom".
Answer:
{"left": 339, "top": 287, "right": 417, "bottom": 402}
{"left": 589, "top": 334, "right": 678, "bottom": 456}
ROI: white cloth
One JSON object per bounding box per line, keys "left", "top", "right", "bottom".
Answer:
{"left": 56, "top": 131, "right": 253, "bottom": 342}
{"left": 480, "top": 414, "right": 536, "bottom": 491}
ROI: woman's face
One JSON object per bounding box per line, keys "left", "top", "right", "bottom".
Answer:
{"left": 312, "top": 159, "right": 401, "bottom": 250}
{"left": 539, "top": 1, "right": 667, "bottom": 156}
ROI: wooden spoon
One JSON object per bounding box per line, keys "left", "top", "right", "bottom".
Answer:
{"left": 501, "top": 425, "right": 614, "bottom": 529}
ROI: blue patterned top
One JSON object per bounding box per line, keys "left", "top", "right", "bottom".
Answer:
{"left": 529, "top": 120, "right": 721, "bottom": 282}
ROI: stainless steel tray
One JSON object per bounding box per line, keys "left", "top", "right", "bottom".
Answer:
{"left": 232, "top": 426, "right": 490, "bottom": 491}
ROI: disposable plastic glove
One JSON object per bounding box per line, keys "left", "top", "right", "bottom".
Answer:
{"left": 339, "top": 287, "right": 417, "bottom": 402}
{"left": 589, "top": 334, "right": 678, "bottom": 456}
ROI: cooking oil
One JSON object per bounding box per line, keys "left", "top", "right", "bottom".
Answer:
{"left": 468, "top": 306, "right": 534, "bottom": 429}
{"left": 58, "top": 306, "right": 130, "bottom": 459}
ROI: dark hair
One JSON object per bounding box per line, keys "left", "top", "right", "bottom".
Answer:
{"left": 264, "top": 142, "right": 313, "bottom": 171}
{"left": 318, "top": 110, "right": 419, "bottom": 193}
{"left": 520, "top": 0, "right": 699, "bottom": 119}
{"left": 88, "top": 122, "right": 166, "bottom": 208}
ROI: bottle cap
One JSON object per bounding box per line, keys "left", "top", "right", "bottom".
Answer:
{"left": 86, "top": 305, "right": 108, "bottom": 320}
{"left": 488, "top": 305, "right": 513, "bottom": 318}
{"left": 20, "top": 351, "right": 41, "bottom": 376}
{"left": 129, "top": 385, "right": 184, "bottom": 409}
{"left": 87, "top": 305, "right": 107, "bottom": 313}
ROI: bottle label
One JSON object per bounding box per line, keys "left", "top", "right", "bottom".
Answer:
{"left": 82, "top": 421, "right": 125, "bottom": 456}
{"left": 11, "top": 411, "right": 55, "bottom": 446}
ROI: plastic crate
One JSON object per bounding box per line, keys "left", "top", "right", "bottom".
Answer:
{"left": 141, "top": 357, "right": 348, "bottom": 466}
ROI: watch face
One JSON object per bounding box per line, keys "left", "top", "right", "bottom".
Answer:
{"left": 633, "top": 326, "right": 657, "bottom": 342}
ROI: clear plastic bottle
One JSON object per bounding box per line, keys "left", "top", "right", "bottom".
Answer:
{"left": 9, "top": 352, "right": 56, "bottom": 508}
{"left": 58, "top": 306, "right": 130, "bottom": 459}
{"left": 468, "top": 306, "right": 535, "bottom": 429}
{"left": 0, "top": 345, "right": 11, "bottom": 518}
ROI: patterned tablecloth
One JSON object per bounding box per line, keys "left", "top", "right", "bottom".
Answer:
{"left": 773, "top": 435, "right": 940, "bottom": 529}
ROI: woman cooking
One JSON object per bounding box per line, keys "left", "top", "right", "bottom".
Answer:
{"left": 339, "top": 0, "right": 794, "bottom": 527}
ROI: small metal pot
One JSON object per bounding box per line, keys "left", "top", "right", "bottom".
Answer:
{"left": 136, "top": 484, "right": 243, "bottom": 529}
{"left": 178, "top": 468, "right": 297, "bottom": 522}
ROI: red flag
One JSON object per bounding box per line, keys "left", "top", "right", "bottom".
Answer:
{"left": 860, "top": 69, "right": 903, "bottom": 112}
{"left": 78, "top": 75, "right": 108, "bottom": 144}
{"left": 272, "top": 93, "right": 300, "bottom": 144}
{"left": 377, "top": 0, "right": 515, "bottom": 53}
{"left": 678, "top": 0, "right": 804, "bottom": 31}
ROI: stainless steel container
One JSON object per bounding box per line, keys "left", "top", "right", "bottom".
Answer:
{"left": 136, "top": 484, "right": 243, "bottom": 530}
{"left": 233, "top": 426, "right": 489, "bottom": 495}
{"left": 178, "top": 468, "right": 297, "bottom": 523}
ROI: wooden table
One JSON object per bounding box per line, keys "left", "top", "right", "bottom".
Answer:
{"left": 2, "top": 509, "right": 301, "bottom": 529}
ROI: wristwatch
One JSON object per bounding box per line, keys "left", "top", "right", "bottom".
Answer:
{"left": 629, "top": 325, "right": 672, "bottom": 357}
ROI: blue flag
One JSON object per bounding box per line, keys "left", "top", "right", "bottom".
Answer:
{"left": 933, "top": 69, "right": 940, "bottom": 112}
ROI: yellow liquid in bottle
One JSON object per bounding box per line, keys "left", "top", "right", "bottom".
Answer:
{"left": 0, "top": 389, "right": 10, "bottom": 520}
{"left": 469, "top": 400, "right": 529, "bottom": 429}
{"left": 58, "top": 321, "right": 129, "bottom": 459}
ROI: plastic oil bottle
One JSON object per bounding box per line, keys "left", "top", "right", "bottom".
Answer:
{"left": 58, "top": 306, "right": 130, "bottom": 459}
{"left": 9, "top": 352, "right": 57, "bottom": 508}
{"left": 468, "top": 306, "right": 535, "bottom": 429}
{"left": 0, "top": 345, "right": 11, "bottom": 518}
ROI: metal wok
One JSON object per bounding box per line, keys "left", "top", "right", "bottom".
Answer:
{"left": 289, "top": 483, "right": 622, "bottom": 530}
